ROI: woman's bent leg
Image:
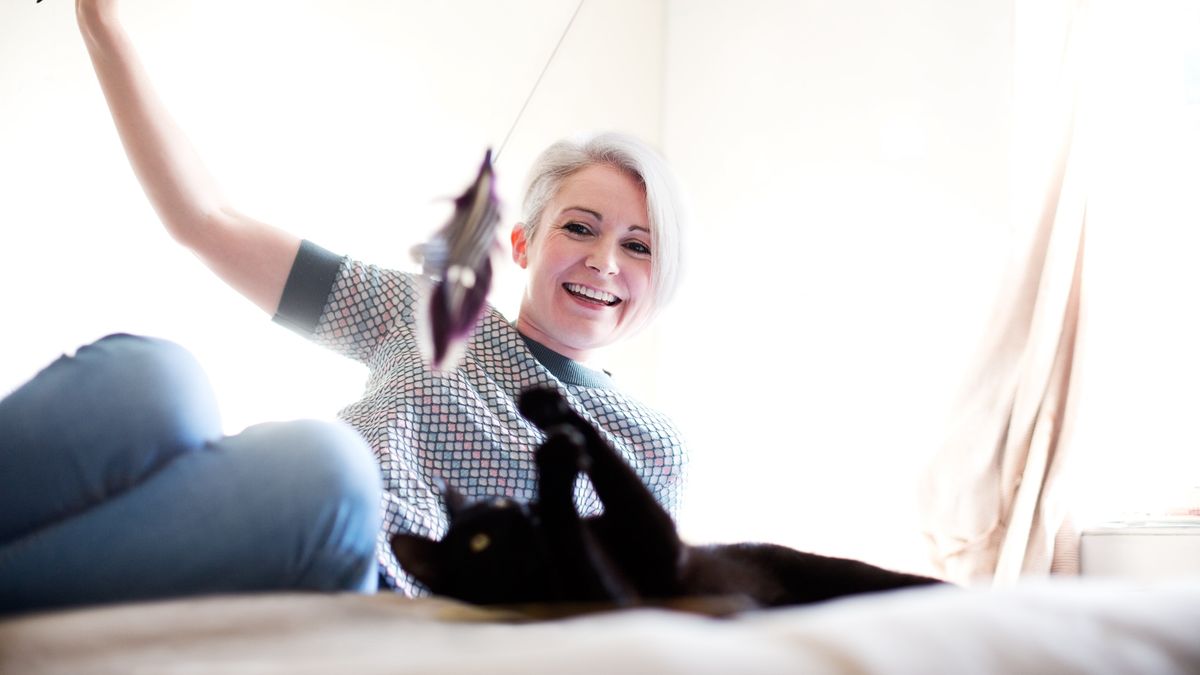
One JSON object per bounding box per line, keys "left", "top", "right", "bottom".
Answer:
{"left": 0, "top": 419, "right": 381, "bottom": 614}
{"left": 0, "top": 334, "right": 223, "bottom": 544}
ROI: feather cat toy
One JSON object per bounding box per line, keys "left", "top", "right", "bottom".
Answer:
{"left": 412, "top": 150, "right": 503, "bottom": 369}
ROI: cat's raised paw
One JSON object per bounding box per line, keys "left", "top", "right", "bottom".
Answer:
{"left": 518, "top": 387, "right": 573, "bottom": 429}
{"left": 536, "top": 424, "right": 591, "bottom": 473}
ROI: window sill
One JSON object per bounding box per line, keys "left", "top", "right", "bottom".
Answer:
{"left": 1080, "top": 518, "right": 1200, "bottom": 580}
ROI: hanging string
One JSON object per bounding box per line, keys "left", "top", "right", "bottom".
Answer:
{"left": 494, "top": 0, "right": 587, "bottom": 163}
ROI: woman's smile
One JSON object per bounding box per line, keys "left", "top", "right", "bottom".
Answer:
{"left": 562, "top": 282, "right": 622, "bottom": 307}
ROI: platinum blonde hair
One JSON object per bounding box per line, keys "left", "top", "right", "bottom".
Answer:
{"left": 519, "top": 131, "right": 687, "bottom": 314}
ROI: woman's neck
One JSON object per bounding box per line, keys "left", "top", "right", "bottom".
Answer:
{"left": 513, "top": 316, "right": 594, "bottom": 364}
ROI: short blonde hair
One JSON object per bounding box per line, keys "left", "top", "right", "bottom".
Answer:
{"left": 520, "top": 132, "right": 687, "bottom": 314}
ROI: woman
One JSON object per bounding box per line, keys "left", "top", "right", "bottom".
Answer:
{"left": 13, "top": 0, "right": 688, "bottom": 599}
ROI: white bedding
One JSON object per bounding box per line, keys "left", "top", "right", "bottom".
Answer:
{"left": 2, "top": 579, "right": 1198, "bottom": 674}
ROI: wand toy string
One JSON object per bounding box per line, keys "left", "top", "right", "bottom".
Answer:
{"left": 494, "top": 0, "right": 587, "bottom": 165}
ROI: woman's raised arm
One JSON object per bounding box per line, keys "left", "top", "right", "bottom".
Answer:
{"left": 76, "top": 0, "right": 300, "bottom": 315}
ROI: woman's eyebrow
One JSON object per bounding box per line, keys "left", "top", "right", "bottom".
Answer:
{"left": 563, "top": 206, "right": 603, "bottom": 220}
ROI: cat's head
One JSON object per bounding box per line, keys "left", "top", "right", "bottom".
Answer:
{"left": 390, "top": 483, "right": 555, "bottom": 605}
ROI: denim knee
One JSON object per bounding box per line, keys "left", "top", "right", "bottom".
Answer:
{"left": 77, "top": 334, "right": 223, "bottom": 447}
{"left": 261, "top": 420, "right": 382, "bottom": 591}
{"left": 0, "top": 334, "right": 225, "bottom": 543}
{"left": 277, "top": 420, "right": 380, "bottom": 511}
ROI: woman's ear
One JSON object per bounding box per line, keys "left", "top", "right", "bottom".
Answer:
{"left": 511, "top": 223, "right": 529, "bottom": 269}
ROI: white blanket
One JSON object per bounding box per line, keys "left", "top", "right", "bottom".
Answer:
{"left": 2, "top": 580, "right": 1198, "bottom": 674}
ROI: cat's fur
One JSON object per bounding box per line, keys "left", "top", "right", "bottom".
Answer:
{"left": 391, "top": 387, "right": 943, "bottom": 609}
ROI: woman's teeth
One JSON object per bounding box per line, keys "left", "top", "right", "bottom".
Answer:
{"left": 564, "top": 283, "right": 620, "bottom": 306}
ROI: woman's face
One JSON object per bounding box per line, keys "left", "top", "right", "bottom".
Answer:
{"left": 512, "top": 163, "right": 654, "bottom": 361}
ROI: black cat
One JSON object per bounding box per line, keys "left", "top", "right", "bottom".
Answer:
{"left": 391, "top": 387, "right": 943, "bottom": 609}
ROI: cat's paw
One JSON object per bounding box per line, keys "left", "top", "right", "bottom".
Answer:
{"left": 536, "top": 424, "right": 591, "bottom": 473}
{"left": 519, "top": 386, "right": 573, "bottom": 428}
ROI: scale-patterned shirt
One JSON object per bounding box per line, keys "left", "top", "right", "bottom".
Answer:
{"left": 274, "top": 241, "right": 687, "bottom": 594}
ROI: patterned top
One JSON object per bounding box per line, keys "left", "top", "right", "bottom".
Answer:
{"left": 274, "top": 241, "right": 687, "bottom": 594}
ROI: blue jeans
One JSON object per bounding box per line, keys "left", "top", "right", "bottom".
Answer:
{"left": 0, "top": 334, "right": 381, "bottom": 614}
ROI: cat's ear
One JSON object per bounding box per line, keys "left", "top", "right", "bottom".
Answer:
{"left": 434, "top": 477, "right": 469, "bottom": 521}
{"left": 391, "top": 534, "right": 443, "bottom": 590}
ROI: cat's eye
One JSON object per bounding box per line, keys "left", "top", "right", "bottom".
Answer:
{"left": 469, "top": 533, "right": 491, "bottom": 553}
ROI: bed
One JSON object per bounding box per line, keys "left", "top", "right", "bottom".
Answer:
{"left": 2, "top": 579, "right": 1198, "bottom": 674}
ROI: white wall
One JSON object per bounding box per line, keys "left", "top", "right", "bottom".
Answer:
{"left": 658, "top": 0, "right": 1014, "bottom": 574}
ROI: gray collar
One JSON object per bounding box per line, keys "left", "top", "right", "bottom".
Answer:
{"left": 519, "top": 334, "right": 616, "bottom": 389}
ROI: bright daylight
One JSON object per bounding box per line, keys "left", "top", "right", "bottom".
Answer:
{"left": 1, "top": 0, "right": 1198, "bottom": 672}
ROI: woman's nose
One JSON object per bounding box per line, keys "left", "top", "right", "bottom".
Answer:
{"left": 585, "top": 246, "right": 619, "bottom": 276}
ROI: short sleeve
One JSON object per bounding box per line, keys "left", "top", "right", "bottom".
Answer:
{"left": 273, "top": 239, "right": 429, "bottom": 364}
{"left": 273, "top": 240, "right": 343, "bottom": 335}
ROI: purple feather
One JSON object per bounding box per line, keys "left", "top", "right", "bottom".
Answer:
{"left": 417, "top": 150, "right": 502, "bottom": 369}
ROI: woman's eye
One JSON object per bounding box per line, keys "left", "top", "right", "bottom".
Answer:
{"left": 624, "top": 241, "right": 651, "bottom": 256}
{"left": 563, "top": 222, "right": 592, "bottom": 236}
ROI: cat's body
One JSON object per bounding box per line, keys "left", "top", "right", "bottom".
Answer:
{"left": 391, "top": 388, "right": 942, "bottom": 609}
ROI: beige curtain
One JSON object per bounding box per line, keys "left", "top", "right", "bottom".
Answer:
{"left": 918, "top": 0, "right": 1089, "bottom": 586}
